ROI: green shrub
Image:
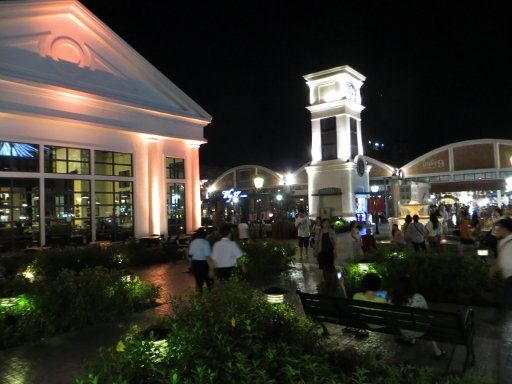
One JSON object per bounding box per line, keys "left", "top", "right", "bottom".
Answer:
{"left": 0, "top": 251, "right": 35, "bottom": 277}
{"left": 0, "top": 267, "right": 159, "bottom": 348}
{"left": 240, "top": 240, "right": 295, "bottom": 280}
{"left": 343, "top": 249, "right": 503, "bottom": 305}
{"left": 77, "top": 280, "right": 492, "bottom": 384}
{"left": 113, "top": 241, "right": 179, "bottom": 266}
{"left": 33, "top": 246, "right": 121, "bottom": 279}
{"left": 332, "top": 216, "right": 350, "bottom": 233}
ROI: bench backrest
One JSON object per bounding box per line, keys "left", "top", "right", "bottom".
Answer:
{"left": 297, "top": 290, "right": 473, "bottom": 345}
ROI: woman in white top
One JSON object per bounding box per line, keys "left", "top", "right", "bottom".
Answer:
{"left": 389, "top": 277, "right": 445, "bottom": 358}
{"left": 425, "top": 213, "right": 443, "bottom": 254}
{"left": 391, "top": 224, "right": 406, "bottom": 251}
{"left": 350, "top": 221, "right": 363, "bottom": 261}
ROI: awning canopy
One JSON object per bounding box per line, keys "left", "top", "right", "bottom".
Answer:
{"left": 430, "top": 179, "right": 506, "bottom": 193}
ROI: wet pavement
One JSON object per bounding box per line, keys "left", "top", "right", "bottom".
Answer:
{"left": 0, "top": 238, "right": 511, "bottom": 383}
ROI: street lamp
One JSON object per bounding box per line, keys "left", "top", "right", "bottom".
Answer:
{"left": 253, "top": 176, "right": 264, "bottom": 238}
{"left": 370, "top": 185, "right": 380, "bottom": 235}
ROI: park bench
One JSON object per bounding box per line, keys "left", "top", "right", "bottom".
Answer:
{"left": 296, "top": 290, "right": 476, "bottom": 372}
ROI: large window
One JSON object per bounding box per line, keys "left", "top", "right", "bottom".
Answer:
{"left": 0, "top": 141, "right": 39, "bottom": 172}
{"left": 350, "top": 118, "right": 358, "bottom": 160}
{"left": 95, "top": 180, "right": 133, "bottom": 241}
{"left": 166, "top": 157, "right": 185, "bottom": 179}
{"left": 95, "top": 151, "right": 133, "bottom": 177}
{"left": 167, "top": 183, "right": 185, "bottom": 236}
{"left": 44, "top": 146, "right": 90, "bottom": 174}
{"left": 44, "top": 179, "right": 91, "bottom": 244}
{"left": 0, "top": 178, "right": 39, "bottom": 249}
{"left": 320, "top": 117, "right": 337, "bottom": 161}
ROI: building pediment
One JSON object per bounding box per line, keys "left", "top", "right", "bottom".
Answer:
{"left": 0, "top": 0, "right": 211, "bottom": 123}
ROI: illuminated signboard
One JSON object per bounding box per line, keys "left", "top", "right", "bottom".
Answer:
{"left": 222, "top": 189, "right": 247, "bottom": 203}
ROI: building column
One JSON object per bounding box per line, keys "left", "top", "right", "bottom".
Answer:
{"left": 187, "top": 143, "right": 201, "bottom": 232}
{"left": 147, "top": 139, "right": 162, "bottom": 235}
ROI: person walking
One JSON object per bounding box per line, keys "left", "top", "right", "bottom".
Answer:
{"left": 402, "top": 215, "right": 413, "bottom": 249}
{"left": 314, "top": 218, "right": 336, "bottom": 270}
{"left": 490, "top": 218, "right": 512, "bottom": 323}
{"left": 425, "top": 213, "right": 443, "bottom": 254}
{"left": 237, "top": 219, "right": 249, "bottom": 242}
{"left": 295, "top": 211, "right": 311, "bottom": 258}
{"left": 188, "top": 228, "right": 213, "bottom": 292}
{"left": 208, "top": 224, "right": 245, "bottom": 280}
{"left": 405, "top": 215, "right": 426, "bottom": 252}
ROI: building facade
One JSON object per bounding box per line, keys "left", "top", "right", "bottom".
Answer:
{"left": 0, "top": 0, "right": 210, "bottom": 248}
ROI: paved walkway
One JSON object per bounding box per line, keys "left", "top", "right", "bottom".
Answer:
{"left": 0, "top": 241, "right": 511, "bottom": 383}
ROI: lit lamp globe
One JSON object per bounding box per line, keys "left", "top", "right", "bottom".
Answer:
{"left": 276, "top": 194, "right": 283, "bottom": 201}
{"left": 370, "top": 185, "right": 379, "bottom": 193}
{"left": 263, "top": 287, "right": 287, "bottom": 304}
{"left": 253, "top": 176, "right": 264, "bottom": 189}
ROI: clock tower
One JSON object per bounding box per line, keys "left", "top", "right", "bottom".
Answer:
{"left": 304, "top": 65, "right": 370, "bottom": 220}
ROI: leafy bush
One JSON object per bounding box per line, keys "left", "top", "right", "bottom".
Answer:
{"left": 343, "top": 249, "right": 503, "bottom": 305}
{"left": 77, "top": 280, "right": 492, "bottom": 384}
{"left": 332, "top": 216, "right": 350, "bottom": 233}
{"left": 33, "top": 246, "right": 121, "bottom": 279}
{"left": 0, "top": 267, "right": 159, "bottom": 348}
{"left": 0, "top": 251, "right": 35, "bottom": 277}
{"left": 113, "top": 240, "right": 180, "bottom": 266}
{"left": 240, "top": 240, "right": 295, "bottom": 280}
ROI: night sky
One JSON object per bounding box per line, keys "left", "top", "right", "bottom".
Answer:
{"left": 82, "top": 1, "right": 512, "bottom": 172}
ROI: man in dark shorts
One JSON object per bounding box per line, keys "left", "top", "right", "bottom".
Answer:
{"left": 295, "top": 211, "right": 311, "bottom": 258}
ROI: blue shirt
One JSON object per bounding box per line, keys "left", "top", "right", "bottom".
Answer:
{"left": 189, "top": 238, "right": 211, "bottom": 261}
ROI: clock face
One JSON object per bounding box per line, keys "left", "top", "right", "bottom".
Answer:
{"left": 356, "top": 157, "right": 365, "bottom": 177}
{"left": 347, "top": 83, "right": 357, "bottom": 102}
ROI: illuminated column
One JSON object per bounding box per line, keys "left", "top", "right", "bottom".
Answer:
{"left": 185, "top": 142, "right": 202, "bottom": 233}
{"left": 147, "top": 139, "right": 162, "bottom": 235}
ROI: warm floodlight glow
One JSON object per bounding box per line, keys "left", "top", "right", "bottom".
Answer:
{"left": 253, "top": 176, "right": 264, "bottom": 189}
{"left": 477, "top": 249, "right": 489, "bottom": 256}
{"left": 506, "top": 177, "right": 512, "bottom": 192}
{"left": 358, "top": 263, "right": 369, "bottom": 272}
{"left": 284, "top": 173, "right": 295, "bottom": 185}
{"left": 370, "top": 185, "right": 379, "bottom": 193}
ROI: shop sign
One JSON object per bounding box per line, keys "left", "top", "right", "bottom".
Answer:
{"left": 222, "top": 189, "right": 247, "bottom": 203}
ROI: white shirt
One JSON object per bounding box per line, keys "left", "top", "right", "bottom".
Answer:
{"left": 497, "top": 234, "right": 512, "bottom": 279}
{"left": 238, "top": 223, "right": 249, "bottom": 239}
{"left": 188, "top": 238, "right": 211, "bottom": 261}
{"left": 425, "top": 221, "right": 443, "bottom": 236}
{"left": 405, "top": 222, "right": 425, "bottom": 243}
{"left": 210, "top": 237, "right": 243, "bottom": 268}
{"left": 295, "top": 217, "right": 311, "bottom": 237}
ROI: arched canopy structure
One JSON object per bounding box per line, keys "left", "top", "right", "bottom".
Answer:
{"left": 209, "top": 164, "right": 283, "bottom": 192}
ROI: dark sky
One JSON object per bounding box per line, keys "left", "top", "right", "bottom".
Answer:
{"left": 82, "top": 1, "right": 512, "bottom": 171}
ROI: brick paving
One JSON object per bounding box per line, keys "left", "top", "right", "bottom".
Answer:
{"left": 0, "top": 241, "right": 511, "bottom": 383}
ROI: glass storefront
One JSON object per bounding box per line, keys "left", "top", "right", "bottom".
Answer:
{"left": 44, "top": 146, "right": 90, "bottom": 175}
{"left": 0, "top": 178, "right": 39, "bottom": 249}
{"left": 95, "top": 180, "right": 133, "bottom": 241}
{"left": 0, "top": 141, "right": 39, "bottom": 172}
{"left": 167, "top": 183, "right": 185, "bottom": 236}
{"left": 44, "top": 179, "right": 91, "bottom": 244}
{"left": 95, "top": 150, "right": 133, "bottom": 177}
{"left": 166, "top": 157, "right": 185, "bottom": 179}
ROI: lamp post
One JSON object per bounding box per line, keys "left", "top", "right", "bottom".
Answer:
{"left": 253, "top": 176, "right": 264, "bottom": 238}
{"left": 370, "top": 185, "right": 380, "bottom": 235}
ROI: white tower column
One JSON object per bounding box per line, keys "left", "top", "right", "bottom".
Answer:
{"left": 304, "top": 65, "right": 370, "bottom": 220}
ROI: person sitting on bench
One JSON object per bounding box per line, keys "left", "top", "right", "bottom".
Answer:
{"left": 353, "top": 273, "right": 387, "bottom": 330}
{"left": 389, "top": 276, "right": 446, "bottom": 358}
